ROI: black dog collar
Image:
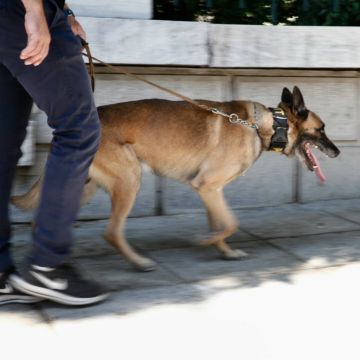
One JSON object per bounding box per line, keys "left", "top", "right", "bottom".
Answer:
{"left": 269, "top": 107, "right": 289, "bottom": 153}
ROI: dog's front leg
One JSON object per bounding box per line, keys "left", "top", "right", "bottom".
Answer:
{"left": 194, "top": 185, "right": 247, "bottom": 260}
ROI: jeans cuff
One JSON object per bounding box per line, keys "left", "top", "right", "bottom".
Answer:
{"left": 0, "top": 248, "right": 13, "bottom": 273}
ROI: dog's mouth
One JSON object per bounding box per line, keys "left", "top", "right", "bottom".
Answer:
{"left": 299, "top": 142, "right": 326, "bottom": 182}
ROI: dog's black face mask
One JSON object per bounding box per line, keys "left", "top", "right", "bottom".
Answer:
{"left": 281, "top": 86, "right": 340, "bottom": 182}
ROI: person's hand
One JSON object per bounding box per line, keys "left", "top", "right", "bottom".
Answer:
{"left": 20, "top": 3, "right": 51, "bottom": 66}
{"left": 67, "top": 16, "right": 87, "bottom": 41}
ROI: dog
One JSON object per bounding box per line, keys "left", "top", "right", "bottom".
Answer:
{"left": 12, "top": 86, "right": 340, "bottom": 271}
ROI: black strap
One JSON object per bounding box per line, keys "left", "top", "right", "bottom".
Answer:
{"left": 79, "top": 38, "right": 95, "bottom": 92}
{"left": 269, "top": 108, "right": 289, "bottom": 152}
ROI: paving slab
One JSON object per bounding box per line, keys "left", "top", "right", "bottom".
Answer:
{"left": 10, "top": 223, "right": 184, "bottom": 291}
{"left": 126, "top": 213, "right": 256, "bottom": 250}
{"left": 234, "top": 204, "right": 360, "bottom": 239}
{"left": 38, "top": 263, "right": 360, "bottom": 360}
{"left": 268, "top": 230, "right": 360, "bottom": 269}
{"left": 9, "top": 215, "right": 256, "bottom": 272}
{"left": 77, "top": 254, "right": 182, "bottom": 291}
{"left": 149, "top": 241, "right": 302, "bottom": 284}
{"left": 3, "top": 199, "right": 360, "bottom": 360}
{"left": 41, "top": 283, "right": 203, "bottom": 320}
{"left": 72, "top": 215, "right": 256, "bottom": 253}
{"left": 302, "top": 198, "right": 360, "bottom": 225}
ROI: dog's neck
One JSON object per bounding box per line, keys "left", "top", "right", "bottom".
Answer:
{"left": 251, "top": 103, "right": 278, "bottom": 151}
{"left": 252, "top": 103, "right": 292, "bottom": 154}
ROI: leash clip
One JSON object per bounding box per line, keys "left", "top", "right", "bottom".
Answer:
{"left": 211, "top": 108, "right": 226, "bottom": 116}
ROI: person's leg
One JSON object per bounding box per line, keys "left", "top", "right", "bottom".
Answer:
{"left": 2, "top": 0, "right": 100, "bottom": 268}
{"left": 2, "top": 0, "right": 107, "bottom": 305}
{"left": 0, "top": 64, "right": 33, "bottom": 273}
{"left": 0, "top": 2, "right": 47, "bottom": 305}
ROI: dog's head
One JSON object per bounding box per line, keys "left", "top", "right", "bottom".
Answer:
{"left": 280, "top": 86, "right": 340, "bottom": 180}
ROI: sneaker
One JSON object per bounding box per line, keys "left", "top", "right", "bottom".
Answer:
{"left": 0, "top": 267, "right": 43, "bottom": 305}
{"left": 9, "top": 263, "right": 109, "bottom": 306}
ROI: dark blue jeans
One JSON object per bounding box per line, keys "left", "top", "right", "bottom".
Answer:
{"left": 0, "top": 0, "right": 100, "bottom": 272}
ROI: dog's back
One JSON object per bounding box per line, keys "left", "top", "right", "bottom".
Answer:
{"left": 96, "top": 99, "right": 260, "bottom": 179}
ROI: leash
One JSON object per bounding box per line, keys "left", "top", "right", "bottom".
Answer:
{"left": 83, "top": 41, "right": 96, "bottom": 92}
{"left": 81, "top": 42, "right": 258, "bottom": 130}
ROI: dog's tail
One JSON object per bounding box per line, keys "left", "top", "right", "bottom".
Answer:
{"left": 80, "top": 178, "right": 99, "bottom": 205}
{"left": 11, "top": 176, "right": 98, "bottom": 210}
{"left": 11, "top": 176, "right": 43, "bottom": 210}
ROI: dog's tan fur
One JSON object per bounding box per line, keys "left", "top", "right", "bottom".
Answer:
{"left": 12, "top": 87, "right": 339, "bottom": 271}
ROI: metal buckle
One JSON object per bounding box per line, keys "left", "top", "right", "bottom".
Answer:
{"left": 271, "top": 147, "right": 284, "bottom": 153}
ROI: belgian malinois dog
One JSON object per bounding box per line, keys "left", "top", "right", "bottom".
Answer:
{"left": 12, "top": 86, "right": 340, "bottom": 271}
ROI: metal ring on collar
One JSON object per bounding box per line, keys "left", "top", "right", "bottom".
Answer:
{"left": 229, "top": 113, "right": 240, "bottom": 124}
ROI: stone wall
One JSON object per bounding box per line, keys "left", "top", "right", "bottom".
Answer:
{"left": 15, "top": 18, "right": 360, "bottom": 220}
{"left": 69, "top": 0, "right": 152, "bottom": 19}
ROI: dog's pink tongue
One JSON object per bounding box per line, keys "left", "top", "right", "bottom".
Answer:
{"left": 305, "top": 143, "right": 326, "bottom": 183}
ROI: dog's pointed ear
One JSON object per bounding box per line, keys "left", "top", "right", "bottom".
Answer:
{"left": 292, "top": 86, "right": 308, "bottom": 119}
{"left": 281, "top": 87, "right": 293, "bottom": 107}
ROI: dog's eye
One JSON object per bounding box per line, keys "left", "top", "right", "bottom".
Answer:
{"left": 317, "top": 127, "right": 325, "bottom": 134}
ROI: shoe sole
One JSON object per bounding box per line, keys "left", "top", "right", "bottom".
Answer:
{"left": 9, "top": 274, "right": 109, "bottom": 306}
{"left": 0, "top": 296, "right": 43, "bottom": 305}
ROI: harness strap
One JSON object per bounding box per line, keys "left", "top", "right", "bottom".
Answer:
{"left": 269, "top": 107, "right": 289, "bottom": 152}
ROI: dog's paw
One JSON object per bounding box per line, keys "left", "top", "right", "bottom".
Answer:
{"left": 134, "top": 258, "right": 157, "bottom": 272}
{"left": 222, "top": 249, "right": 248, "bottom": 260}
{"left": 194, "top": 232, "right": 221, "bottom": 246}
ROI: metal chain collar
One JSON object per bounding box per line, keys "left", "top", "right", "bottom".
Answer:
{"left": 210, "top": 108, "right": 259, "bottom": 129}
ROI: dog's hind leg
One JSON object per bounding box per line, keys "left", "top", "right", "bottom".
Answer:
{"left": 80, "top": 176, "right": 99, "bottom": 205}
{"left": 106, "top": 178, "right": 156, "bottom": 271}
{"left": 92, "top": 144, "right": 156, "bottom": 272}
{"left": 196, "top": 187, "right": 248, "bottom": 260}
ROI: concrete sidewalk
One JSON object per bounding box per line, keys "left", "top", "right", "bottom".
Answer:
{"left": 2, "top": 198, "right": 360, "bottom": 360}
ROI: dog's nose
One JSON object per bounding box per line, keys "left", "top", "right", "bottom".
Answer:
{"left": 330, "top": 145, "right": 341, "bottom": 158}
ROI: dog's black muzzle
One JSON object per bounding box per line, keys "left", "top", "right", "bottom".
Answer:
{"left": 298, "top": 133, "right": 340, "bottom": 159}
{"left": 317, "top": 134, "right": 340, "bottom": 158}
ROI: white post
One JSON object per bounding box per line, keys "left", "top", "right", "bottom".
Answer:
{"left": 18, "top": 120, "right": 35, "bottom": 167}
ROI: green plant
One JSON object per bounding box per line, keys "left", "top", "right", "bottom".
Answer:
{"left": 153, "top": 0, "right": 360, "bottom": 26}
